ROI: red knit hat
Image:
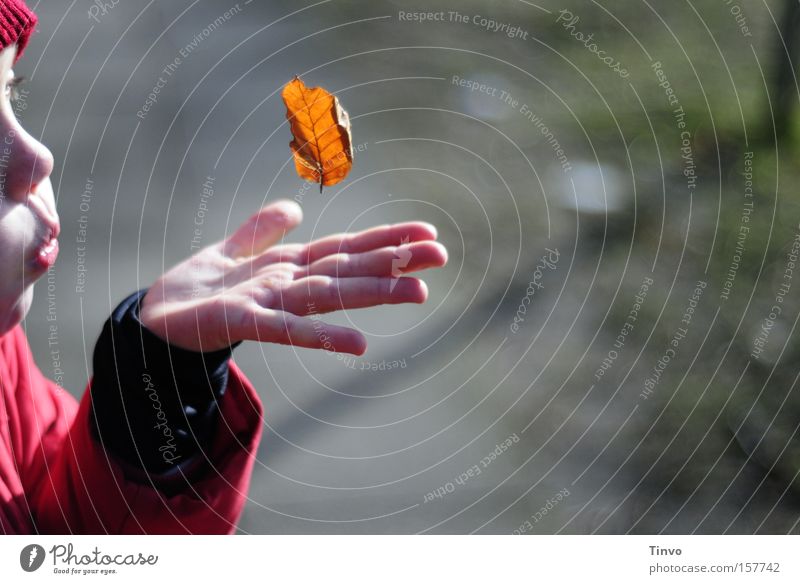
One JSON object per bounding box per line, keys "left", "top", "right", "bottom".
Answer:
{"left": 0, "top": 0, "right": 36, "bottom": 62}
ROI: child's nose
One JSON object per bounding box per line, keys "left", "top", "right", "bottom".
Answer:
{"left": 3, "top": 134, "right": 54, "bottom": 203}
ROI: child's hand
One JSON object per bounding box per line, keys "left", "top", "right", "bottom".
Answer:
{"left": 139, "top": 200, "right": 448, "bottom": 355}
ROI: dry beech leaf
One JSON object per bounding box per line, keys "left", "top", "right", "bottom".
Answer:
{"left": 281, "top": 76, "right": 353, "bottom": 192}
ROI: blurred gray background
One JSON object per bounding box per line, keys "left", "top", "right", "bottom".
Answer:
{"left": 21, "top": 0, "right": 800, "bottom": 533}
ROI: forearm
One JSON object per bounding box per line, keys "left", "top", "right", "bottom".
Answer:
{"left": 89, "top": 290, "right": 237, "bottom": 488}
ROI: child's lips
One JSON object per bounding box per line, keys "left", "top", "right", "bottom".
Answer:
{"left": 29, "top": 223, "right": 61, "bottom": 271}
{"left": 34, "top": 236, "right": 59, "bottom": 269}
{"left": 26, "top": 192, "right": 61, "bottom": 270}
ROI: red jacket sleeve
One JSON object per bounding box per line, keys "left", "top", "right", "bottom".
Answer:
{"left": 12, "top": 328, "right": 263, "bottom": 534}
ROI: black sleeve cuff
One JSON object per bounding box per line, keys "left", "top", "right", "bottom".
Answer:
{"left": 89, "top": 289, "right": 238, "bottom": 483}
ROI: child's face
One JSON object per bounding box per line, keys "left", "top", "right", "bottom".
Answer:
{"left": 0, "top": 44, "right": 57, "bottom": 334}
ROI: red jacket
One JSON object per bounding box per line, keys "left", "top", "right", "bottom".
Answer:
{"left": 0, "top": 325, "right": 263, "bottom": 534}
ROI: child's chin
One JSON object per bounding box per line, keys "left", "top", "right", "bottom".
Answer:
{"left": 0, "top": 287, "right": 34, "bottom": 335}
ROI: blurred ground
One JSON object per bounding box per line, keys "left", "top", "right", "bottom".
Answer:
{"left": 20, "top": 0, "right": 800, "bottom": 533}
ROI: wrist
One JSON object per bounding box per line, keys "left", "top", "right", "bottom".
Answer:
{"left": 138, "top": 290, "right": 238, "bottom": 356}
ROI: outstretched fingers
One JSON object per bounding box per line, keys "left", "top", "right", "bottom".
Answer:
{"left": 275, "top": 275, "right": 428, "bottom": 314}
{"left": 300, "top": 221, "right": 438, "bottom": 264}
{"left": 239, "top": 307, "right": 367, "bottom": 355}
{"left": 297, "top": 240, "right": 448, "bottom": 278}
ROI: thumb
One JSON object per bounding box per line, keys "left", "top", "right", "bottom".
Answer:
{"left": 223, "top": 199, "right": 303, "bottom": 258}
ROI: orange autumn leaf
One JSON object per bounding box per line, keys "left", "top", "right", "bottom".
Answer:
{"left": 281, "top": 76, "right": 353, "bottom": 192}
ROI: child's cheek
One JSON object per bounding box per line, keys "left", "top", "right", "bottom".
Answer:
{"left": 0, "top": 204, "right": 36, "bottom": 276}
{"left": 0, "top": 217, "right": 36, "bottom": 334}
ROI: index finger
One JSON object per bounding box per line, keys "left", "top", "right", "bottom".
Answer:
{"left": 301, "top": 221, "right": 438, "bottom": 265}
